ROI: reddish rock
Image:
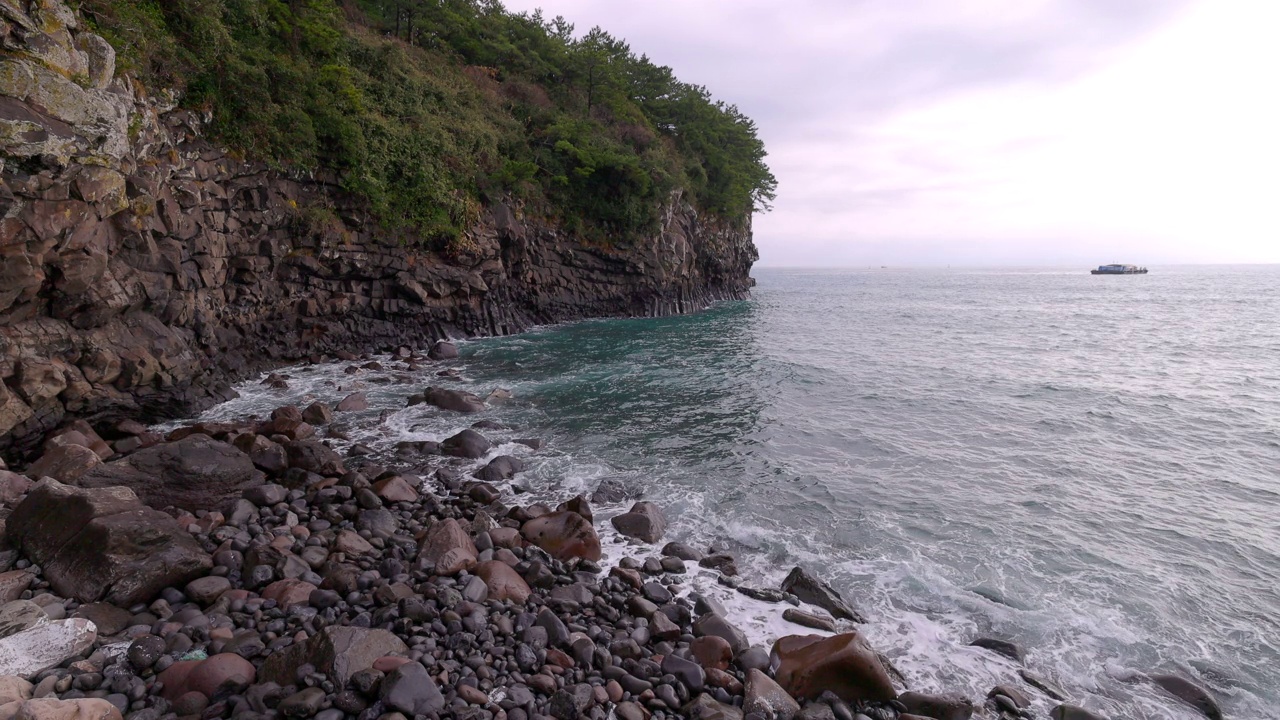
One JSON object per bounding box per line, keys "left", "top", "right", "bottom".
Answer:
{"left": 0, "top": 471, "right": 32, "bottom": 506}
{"left": 25, "top": 444, "right": 102, "bottom": 483}
{"left": 373, "top": 476, "right": 418, "bottom": 503}
{"left": 373, "top": 656, "right": 413, "bottom": 673}
{"left": 185, "top": 653, "right": 256, "bottom": 698}
{"left": 261, "top": 579, "right": 317, "bottom": 610}
{"left": 488, "top": 527, "right": 521, "bottom": 549}
{"left": 0, "top": 570, "right": 34, "bottom": 603}
{"left": 691, "top": 636, "right": 733, "bottom": 671}
{"left": 474, "top": 560, "right": 532, "bottom": 603}
{"left": 417, "top": 519, "right": 477, "bottom": 575}
{"left": 521, "top": 511, "right": 602, "bottom": 562}
{"left": 772, "top": 632, "right": 897, "bottom": 703}
{"left": 333, "top": 530, "right": 373, "bottom": 556}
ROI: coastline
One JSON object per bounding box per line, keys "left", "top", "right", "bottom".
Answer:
{"left": 0, "top": 335, "right": 1189, "bottom": 720}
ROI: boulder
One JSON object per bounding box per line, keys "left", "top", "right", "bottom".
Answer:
{"left": 158, "top": 653, "right": 256, "bottom": 701}
{"left": 782, "top": 608, "right": 835, "bottom": 632}
{"left": 417, "top": 519, "right": 478, "bottom": 575}
{"left": 692, "top": 614, "right": 749, "bottom": 657}
{"left": 428, "top": 341, "right": 459, "bottom": 360}
{"left": 335, "top": 393, "right": 368, "bottom": 412}
{"left": 301, "top": 402, "right": 333, "bottom": 425}
{"left": 261, "top": 580, "right": 316, "bottom": 610}
{"left": 969, "top": 637, "right": 1023, "bottom": 663}
{"left": 1149, "top": 674, "right": 1222, "bottom": 720}
{"left": 0, "top": 675, "right": 32, "bottom": 705}
{"left": 423, "top": 387, "right": 486, "bottom": 414}
{"left": 474, "top": 456, "right": 524, "bottom": 482}
{"left": 781, "top": 567, "right": 865, "bottom": 622}
{"left": 24, "top": 445, "right": 101, "bottom": 483}
{"left": 521, "top": 511, "right": 602, "bottom": 562}
{"left": 474, "top": 560, "right": 532, "bottom": 603}
{"left": 1049, "top": 706, "right": 1110, "bottom": 720}
{"left": 76, "top": 435, "right": 260, "bottom": 511}
{"left": 260, "top": 626, "right": 407, "bottom": 686}
{"left": 0, "top": 601, "right": 46, "bottom": 640}
{"left": 682, "top": 694, "right": 743, "bottom": 720}
{"left": 5, "top": 479, "right": 212, "bottom": 605}
{"left": 611, "top": 502, "right": 667, "bottom": 543}
{"left": 771, "top": 632, "right": 896, "bottom": 703}
{"left": 440, "top": 429, "right": 492, "bottom": 459}
{"left": 0, "top": 471, "right": 32, "bottom": 505}
{"left": 744, "top": 668, "right": 800, "bottom": 720}
{"left": 898, "top": 691, "right": 975, "bottom": 720}
{"left": 372, "top": 476, "right": 418, "bottom": 503}
{"left": 380, "top": 661, "right": 445, "bottom": 716}
{"left": 0, "top": 618, "right": 96, "bottom": 679}
{"left": 0, "top": 698, "right": 122, "bottom": 720}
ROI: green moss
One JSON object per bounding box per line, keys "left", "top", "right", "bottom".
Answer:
{"left": 73, "top": 0, "right": 776, "bottom": 244}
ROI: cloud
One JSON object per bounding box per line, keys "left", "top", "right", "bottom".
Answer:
{"left": 499, "top": 0, "right": 1280, "bottom": 265}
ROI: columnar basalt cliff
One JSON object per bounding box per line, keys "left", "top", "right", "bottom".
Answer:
{"left": 0, "top": 0, "right": 757, "bottom": 458}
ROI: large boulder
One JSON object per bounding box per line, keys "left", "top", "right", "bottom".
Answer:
{"left": 380, "top": 661, "right": 445, "bottom": 716}
{"left": 781, "top": 567, "right": 865, "bottom": 623}
{"left": 898, "top": 692, "right": 975, "bottom": 720}
{"left": 5, "top": 479, "right": 212, "bottom": 605}
{"left": 260, "top": 626, "right": 408, "bottom": 686}
{"left": 1149, "top": 674, "right": 1222, "bottom": 720}
{"left": 440, "top": 429, "right": 492, "bottom": 459}
{"left": 0, "top": 618, "right": 97, "bottom": 679}
{"left": 474, "top": 561, "right": 532, "bottom": 603}
{"left": 24, "top": 445, "right": 101, "bottom": 483}
{"left": 427, "top": 341, "right": 459, "bottom": 360}
{"left": 76, "top": 435, "right": 260, "bottom": 511}
{"left": 423, "top": 388, "right": 486, "bottom": 414}
{"left": 743, "top": 668, "right": 800, "bottom": 720}
{"left": 474, "top": 456, "right": 524, "bottom": 482}
{"left": 771, "top": 633, "right": 897, "bottom": 703}
{"left": 283, "top": 440, "right": 345, "bottom": 476}
{"left": 417, "top": 519, "right": 478, "bottom": 575}
{"left": 521, "top": 511, "right": 602, "bottom": 562}
{"left": 610, "top": 501, "right": 667, "bottom": 543}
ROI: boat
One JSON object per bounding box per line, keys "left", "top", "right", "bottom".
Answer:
{"left": 1091, "top": 263, "right": 1148, "bottom": 275}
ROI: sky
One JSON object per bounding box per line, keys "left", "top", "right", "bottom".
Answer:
{"left": 498, "top": 0, "right": 1280, "bottom": 266}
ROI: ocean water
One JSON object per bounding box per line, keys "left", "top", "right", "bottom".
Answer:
{"left": 185, "top": 265, "right": 1280, "bottom": 719}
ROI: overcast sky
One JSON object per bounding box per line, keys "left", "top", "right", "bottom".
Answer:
{"left": 500, "top": 0, "right": 1280, "bottom": 266}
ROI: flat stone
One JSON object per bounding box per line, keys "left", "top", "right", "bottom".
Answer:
{"left": 0, "top": 618, "right": 97, "bottom": 680}
{"left": 783, "top": 608, "right": 836, "bottom": 632}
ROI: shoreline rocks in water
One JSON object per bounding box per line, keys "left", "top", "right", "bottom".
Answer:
{"left": 0, "top": 366, "right": 1221, "bottom": 720}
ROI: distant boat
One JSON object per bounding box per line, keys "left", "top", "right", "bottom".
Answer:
{"left": 1091, "top": 263, "right": 1148, "bottom": 275}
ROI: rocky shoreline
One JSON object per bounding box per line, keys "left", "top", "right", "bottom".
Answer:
{"left": 0, "top": 340, "right": 1227, "bottom": 720}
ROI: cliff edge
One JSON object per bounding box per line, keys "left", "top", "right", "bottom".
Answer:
{"left": 0, "top": 0, "right": 758, "bottom": 458}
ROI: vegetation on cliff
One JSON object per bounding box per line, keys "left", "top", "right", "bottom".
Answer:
{"left": 75, "top": 0, "right": 776, "bottom": 245}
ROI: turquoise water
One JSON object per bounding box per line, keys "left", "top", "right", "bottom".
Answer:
{"left": 198, "top": 266, "right": 1280, "bottom": 719}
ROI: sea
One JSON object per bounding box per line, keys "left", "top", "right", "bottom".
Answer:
{"left": 180, "top": 265, "right": 1280, "bottom": 719}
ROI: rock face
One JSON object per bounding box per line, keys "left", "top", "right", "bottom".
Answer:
{"left": 76, "top": 435, "right": 260, "bottom": 511}
{"left": 771, "top": 633, "right": 897, "bottom": 703}
{"left": 0, "top": 0, "right": 757, "bottom": 462}
{"left": 5, "top": 479, "right": 212, "bottom": 605}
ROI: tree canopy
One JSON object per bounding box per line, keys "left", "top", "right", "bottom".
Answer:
{"left": 77, "top": 0, "right": 777, "bottom": 245}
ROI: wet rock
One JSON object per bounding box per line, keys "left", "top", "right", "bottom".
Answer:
{"left": 772, "top": 632, "right": 896, "bottom": 703}
{"left": 781, "top": 567, "right": 864, "bottom": 623}
{"left": 611, "top": 502, "right": 667, "bottom": 543}
{"left": 968, "top": 637, "right": 1023, "bottom": 663}
{"left": 1018, "top": 669, "right": 1067, "bottom": 701}
{"left": 423, "top": 387, "right": 486, "bottom": 414}
{"left": 1149, "top": 674, "right": 1222, "bottom": 720}
{"left": 335, "top": 392, "right": 368, "bottom": 412}
{"left": 301, "top": 402, "right": 333, "bottom": 425}
{"left": 284, "top": 440, "right": 345, "bottom": 476}
{"left": 428, "top": 341, "right": 459, "bottom": 360}
{"left": 783, "top": 608, "right": 836, "bottom": 632}
{"left": 5, "top": 479, "right": 211, "bottom": 605}
{"left": 0, "top": 618, "right": 97, "bottom": 680}
{"left": 987, "top": 685, "right": 1030, "bottom": 709}
{"left": 441, "top": 429, "right": 493, "bottom": 459}
{"left": 76, "top": 435, "right": 259, "bottom": 511}
{"left": 662, "top": 542, "right": 703, "bottom": 561}
{"left": 474, "top": 456, "right": 524, "bottom": 482}
{"left": 0, "top": 601, "right": 46, "bottom": 640}
{"left": 380, "top": 661, "right": 444, "bottom": 716}
{"left": 898, "top": 691, "right": 974, "bottom": 720}
{"left": 591, "top": 478, "right": 643, "bottom": 504}
{"left": 1049, "top": 705, "right": 1110, "bottom": 720}
{"left": 25, "top": 445, "right": 102, "bottom": 483}
{"left": 745, "top": 668, "right": 801, "bottom": 720}
{"left": 693, "top": 614, "right": 749, "bottom": 657}
{"left": 662, "top": 653, "right": 706, "bottom": 692}
{"left": 521, "top": 511, "right": 602, "bottom": 561}
{"left": 691, "top": 635, "right": 734, "bottom": 671}
{"left": 475, "top": 560, "right": 532, "bottom": 603}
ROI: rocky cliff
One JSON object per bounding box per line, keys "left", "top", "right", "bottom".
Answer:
{"left": 0, "top": 0, "right": 757, "bottom": 459}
